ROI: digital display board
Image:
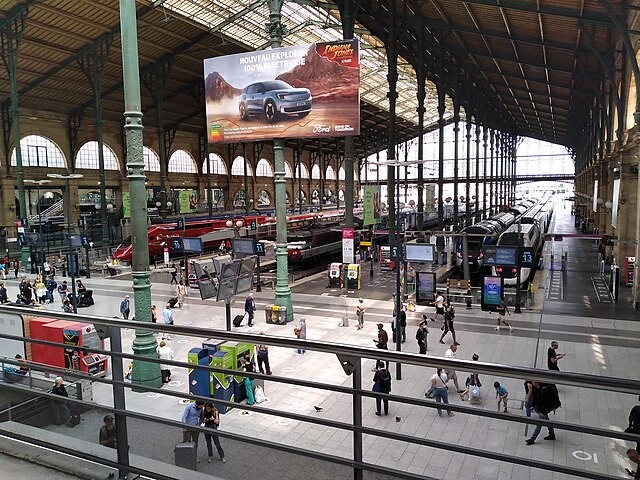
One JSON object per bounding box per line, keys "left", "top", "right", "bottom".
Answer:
{"left": 216, "top": 277, "right": 238, "bottom": 302}
{"left": 220, "top": 259, "right": 241, "bottom": 279}
{"left": 182, "top": 237, "right": 203, "bottom": 254}
{"left": 239, "top": 256, "right": 257, "bottom": 275}
{"left": 482, "top": 246, "right": 517, "bottom": 267}
{"left": 232, "top": 238, "right": 256, "bottom": 256}
{"left": 405, "top": 244, "right": 435, "bottom": 263}
{"left": 519, "top": 247, "right": 535, "bottom": 267}
{"left": 481, "top": 276, "right": 503, "bottom": 312}
{"left": 416, "top": 272, "right": 436, "bottom": 305}
{"left": 235, "top": 275, "right": 253, "bottom": 295}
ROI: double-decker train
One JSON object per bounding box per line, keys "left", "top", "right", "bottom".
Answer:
{"left": 492, "top": 200, "right": 554, "bottom": 285}
{"left": 454, "top": 200, "right": 537, "bottom": 273}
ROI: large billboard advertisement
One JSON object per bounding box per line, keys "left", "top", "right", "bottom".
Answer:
{"left": 203, "top": 40, "right": 360, "bottom": 143}
{"left": 363, "top": 185, "right": 381, "bottom": 225}
{"left": 179, "top": 190, "right": 198, "bottom": 214}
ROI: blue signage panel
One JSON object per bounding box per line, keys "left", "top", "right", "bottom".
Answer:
{"left": 518, "top": 247, "right": 535, "bottom": 267}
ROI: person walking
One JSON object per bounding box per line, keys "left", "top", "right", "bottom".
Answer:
{"left": 432, "top": 291, "right": 445, "bottom": 321}
{"left": 495, "top": 295, "right": 513, "bottom": 332}
{"left": 256, "top": 331, "right": 272, "bottom": 375}
{"left": 120, "top": 295, "right": 131, "bottom": 320}
{"left": 203, "top": 403, "right": 226, "bottom": 464}
{"left": 439, "top": 302, "right": 459, "bottom": 346}
{"left": 294, "top": 317, "right": 307, "bottom": 354}
{"left": 416, "top": 320, "right": 428, "bottom": 354}
{"left": 372, "top": 360, "right": 391, "bottom": 416}
{"left": 157, "top": 340, "right": 175, "bottom": 384}
{"left": 374, "top": 323, "right": 389, "bottom": 351}
{"left": 35, "top": 277, "right": 46, "bottom": 304}
{"left": 356, "top": 298, "right": 365, "bottom": 330}
{"left": 99, "top": 415, "right": 117, "bottom": 449}
{"left": 51, "top": 377, "right": 77, "bottom": 427}
{"left": 444, "top": 344, "right": 464, "bottom": 394}
{"left": 244, "top": 292, "right": 255, "bottom": 327}
{"left": 547, "top": 341, "right": 565, "bottom": 371}
{"left": 494, "top": 381, "right": 509, "bottom": 413}
{"left": 524, "top": 380, "right": 534, "bottom": 417}
{"left": 391, "top": 305, "right": 406, "bottom": 343}
{"left": 525, "top": 381, "right": 560, "bottom": 445}
{"left": 13, "top": 259, "right": 19, "bottom": 279}
{"left": 181, "top": 400, "right": 204, "bottom": 447}
{"left": 430, "top": 368, "right": 454, "bottom": 417}
{"left": 163, "top": 302, "right": 174, "bottom": 340}
{"left": 0, "top": 283, "right": 8, "bottom": 304}
{"left": 170, "top": 264, "right": 178, "bottom": 285}
{"left": 176, "top": 280, "right": 188, "bottom": 309}
{"left": 627, "top": 395, "right": 640, "bottom": 452}
{"left": 151, "top": 304, "right": 158, "bottom": 323}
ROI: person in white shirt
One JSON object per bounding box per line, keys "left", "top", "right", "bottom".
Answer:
{"left": 157, "top": 340, "right": 175, "bottom": 384}
{"left": 432, "top": 291, "right": 445, "bottom": 321}
{"left": 444, "top": 344, "right": 463, "bottom": 393}
{"left": 430, "top": 368, "right": 454, "bottom": 417}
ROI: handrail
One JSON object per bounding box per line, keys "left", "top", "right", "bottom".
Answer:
{"left": 0, "top": 304, "right": 638, "bottom": 480}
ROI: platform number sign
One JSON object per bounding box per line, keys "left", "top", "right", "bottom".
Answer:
{"left": 77, "top": 218, "right": 85, "bottom": 229}
{"left": 250, "top": 220, "right": 257, "bottom": 231}
{"left": 391, "top": 245, "right": 399, "bottom": 259}
{"left": 519, "top": 247, "right": 535, "bottom": 267}
{"left": 255, "top": 242, "right": 265, "bottom": 256}
{"left": 177, "top": 218, "right": 184, "bottom": 230}
{"left": 171, "top": 238, "right": 183, "bottom": 252}
{"left": 80, "top": 235, "right": 90, "bottom": 248}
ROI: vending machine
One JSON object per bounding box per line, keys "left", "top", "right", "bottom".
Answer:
{"left": 210, "top": 350, "right": 235, "bottom": 414}
{"left": 30, "top": 318, "right": 108, "bottom": 376}
{"left": 346, "top": 264, "right": 361, "bottom": 290}
{"left": 188, "top": 348, "right": 210, "bottom": 399}
{"left": 328, "top": 262, "right": 343, "bottom": 288}
{"left": 219, "top": 341, "right": 255, "bottom": 403}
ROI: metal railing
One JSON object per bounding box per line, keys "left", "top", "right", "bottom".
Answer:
{"left": 0, "top": 304, "right": 638, "bottom": 480}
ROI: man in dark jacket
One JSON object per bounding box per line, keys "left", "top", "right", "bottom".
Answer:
{"left": 244, "top": 293, "right": 255, "bottom": 327}
{"left": 525, "top": 381, "right": 560, "bottom": 445}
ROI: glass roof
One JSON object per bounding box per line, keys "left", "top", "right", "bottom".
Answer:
{"left": 152, "top": 0, "right": 453, "bottom": 126}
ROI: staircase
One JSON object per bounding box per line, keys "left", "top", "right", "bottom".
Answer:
{"left": 29, "top": 199, "right": 64, "bottom": 223}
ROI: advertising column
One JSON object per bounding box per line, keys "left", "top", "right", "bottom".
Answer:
{"left": 342, "top": 227, "right": 354, "bottom": 264}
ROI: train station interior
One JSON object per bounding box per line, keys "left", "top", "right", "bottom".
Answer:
{"left": 0, "top": 1, "right": 639, "bottom": 480}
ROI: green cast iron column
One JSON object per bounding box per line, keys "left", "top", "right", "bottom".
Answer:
{"left": 415, "top": 28, "right": 426, "bottom": 232}
{"left": 1, "top": 6, "right": 29, "bottom": 266}
{"left": 119, "top": 0, "right": 161, "bottom": 387}
{"left": 452, "top": 101, "right": 460, "bottom": 229}
{"left": 266, "top": 0, "right": 293, "bottom": 322}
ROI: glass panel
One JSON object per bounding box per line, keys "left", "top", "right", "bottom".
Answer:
{"left": 76, "top": 142, "right": 120, "bottom": 171}
{"left": 168, "top": 149, "right": 197, "bottom": 173}
{"left": 11, "top": 135, "right": 67, "bottom": 168}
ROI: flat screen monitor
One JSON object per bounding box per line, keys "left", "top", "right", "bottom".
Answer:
{"left": 220, "top": 259, "right": 241, "bottom": 279}
{"left": 69, "top": 235, "right": 83, "bottom": 248}
{"left": 216, "top": 277, "right": 237, "bottom": 301}
{"left": 198, "top": 279, "right": 218, "bottom": 300}
{"left": 232, "top": 238, "right": 256, "bottom": 256}
{"left": 482, "top": 246, "right": 517, "bottom": 267}
{"left": 235, "top": 274, "right": 253, "bottom": 295}
{"left": 239, "top": 256, "right": 257, "bottom": 275}
{"left": 182, "top": 237, "right": 203, "bottom": 254}
{"left": 405, "top": 244, "right": 435, "bottom": 263}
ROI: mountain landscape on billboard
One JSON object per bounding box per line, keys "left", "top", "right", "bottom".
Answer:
{"left": 204, "top": 71, "right": 241, "bottom": 102}
{"left": 276, "top": 45, "right": 358, "bottom": 103}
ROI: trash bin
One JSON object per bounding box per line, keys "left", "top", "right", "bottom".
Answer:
{"left": 440, "top": 251, "right": 447, "bottom": 266}
{"left": 278, "top": 306, "right": 287, "bottom": 324}
{"left": 265, "top": 305, "right": 274, "bottom": 323}
{"left": 271, "top": 305, "right": 279, "bottom": 324}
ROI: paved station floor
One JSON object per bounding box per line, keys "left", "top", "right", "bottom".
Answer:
{"left": 0, "top": 452, "right": 83, "bottom": 479}
{"left": 2, "top": 202, "right": 639, "bottom": 480}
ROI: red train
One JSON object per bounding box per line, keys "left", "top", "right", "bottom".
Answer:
{"left": 113, "top": 210, "right": 348, "bottom": 263}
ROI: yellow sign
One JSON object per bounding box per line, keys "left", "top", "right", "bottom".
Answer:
{"left": 360, "top": 241, "right": 371, "bottom": 247}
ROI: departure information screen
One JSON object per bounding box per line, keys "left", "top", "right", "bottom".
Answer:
{"left": 481, "top": 246, "right": 517, "bottom": 267}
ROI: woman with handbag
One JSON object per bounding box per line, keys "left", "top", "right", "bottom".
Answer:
{"left": 203, "top": 403, "right": 226, "bottom": 464}
{"left": 459, "top": 353, "right": 482, "bottom": 401}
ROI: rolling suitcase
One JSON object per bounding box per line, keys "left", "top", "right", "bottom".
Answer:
{"left": 168, "top": 297, "right": 179, "bottom": 308}
{"left": 68, "top": 413, "right": 81, "bottom": 427}
{"left": 174, "top": 441, "right": 197, "bottom": 470}
{"left": 232, "top": 314, "right": 244, "bottom": 327}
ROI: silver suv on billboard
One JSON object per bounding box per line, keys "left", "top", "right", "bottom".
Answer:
{"left": 239, "top": 80, "right": 312, "bottom": 123}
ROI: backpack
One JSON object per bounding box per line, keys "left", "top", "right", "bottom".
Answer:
{"left": 378, "top": 369, "right": 392, "bottom": 392}
{"left": 538, "top": 384, "right": 561, "bottom": 414}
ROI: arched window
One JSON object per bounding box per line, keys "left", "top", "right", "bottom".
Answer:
{"left": 168, "top": 149, "right": 197, "bottom": 173}
{"left": 338, "top": 167, "right": 346, "bottom": 180}
{"left": 627, "top": 69, "right": 638, "bottom": 128}
{"left": 256, "top": 158, "right": 273, "bottom": 177}
{"left": 75, "top": 141, "right": 120, "bottom": 170}
{"left": 143, "top": 146, "right": 160, "bottom": 172}
{"left": 231, "top": 156, "right": 252, "bottom": 176}
{"left": 11, "top": 135, "right": 66, "bottom": 168}
{"left": 311, "top": 164, "right": 321, "bottom": 179}
{"left": 325, "top": 166, "right": 336, "bottom": 180}
{"left": 285, "top": 162, "right": 293, "bottom": 178}
{"left": 298, "top": 163, "right": 309, "bottom": 178}
{"left": 207, "top": 153, "right": 227, "bottom": 175}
